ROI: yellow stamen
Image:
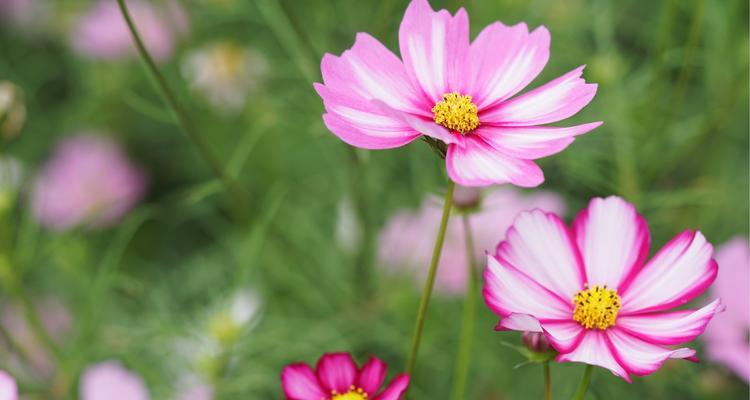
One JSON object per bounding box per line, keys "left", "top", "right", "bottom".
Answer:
{"left": 331, "top": 386, "right": 368, "bottom": 400}
{"left": 572, "top": 284, "right": 621, "bottom": 330}
{"left": 432, "top": 92, "right": 479, "bottom": 134}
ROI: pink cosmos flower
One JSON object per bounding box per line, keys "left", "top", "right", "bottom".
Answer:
{"left": 281, "top": 352, "right": 409, "bottom": 400}
{"left": 31, "top": 134, "right": 146, "bottom": 231}
{"left": 81, "top": 361, "right": 149, "bottom": 400}
{"left": 315, "top": 0, "right": 600, "bottom": 187}
{"left": 704, "top": 237, "right": 749, "bottom": 382}
{"left": 379, "top": 186, "right": 564, "bottom": 295}
{"left": 483, "top": 196, "right": 723, "bottom": 381}
{"left": 70, "top": 0, "right": 188, "bottom": 62}
{"left": 0, "top": 370, "right": 17, "bottom": 400}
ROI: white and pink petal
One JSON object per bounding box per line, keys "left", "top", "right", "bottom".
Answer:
{"left": 446, "top": 136, "right": 544, "bottom": 187}
{"left": 572, "top": 196, "right": 651, "bottom": 290}
{"left": 606, "top": 328, "right": 696, "bottom": 377}
{"left": 556, "top": 331, "right": 630, "bottom": 382}
{"left": 620, "top": 231, "right": 717, "bottom": 314}
{"left": 616, "top": 299, "right": 723, "bottom": 345}
{"left": 474, "top": 122, "right": 602, "bottom": 160}
{"left": 496, "top": 209, "right": 585, "bottom": 299}
{"left": 480, "top": 66, "right": 597, "bottom": 126}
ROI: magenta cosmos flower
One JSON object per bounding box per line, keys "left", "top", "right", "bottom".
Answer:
{"left": 483, "top": 196, "right": 723, "bottom": 381}
{"left": 315, "top": 0, "right": 600, "bottom": 187}
{"left": 704, "top": 237, "right": 749, "bottom": 382}
{"left": 0, "top": 370, "right": 17, "bottom": 400}
{"left": 81, "top": 361, "right": 149, "bottom": 400}
{"left": 70, "top": 0, "right": 188, "bottom": 62}
{"left": 31, "top": 134, "right": 146, "bottom": 231}
{"left": 379, "top": 186, "right": 564, "bottom": 295}
{"left": 281, "top": 352, "right": 409, "bottom": 400}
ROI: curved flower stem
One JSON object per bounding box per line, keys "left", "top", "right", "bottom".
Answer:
{"left": 571, "top": 364, "right": 593, "bottom": 400}
{"left": 115, "top": 0, "right": 246, "bottom": 212}
{"left": 449, "top": 213, "right": 477, "bottom": 400}
{"left": 405, "top": 179, "right": 455, "bottom": 378}
{"left": 544, "top": 362, "right": 552, "bottom": 400}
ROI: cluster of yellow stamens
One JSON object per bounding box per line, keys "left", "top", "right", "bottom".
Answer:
{"left": 431, "top": 92, "right": 480, "bottom": 134}
{"left": 572, "top": 284, "right": 621, "bottom": 330}
{"left": 330, "top": 385, "right": 368, "bottom": 400}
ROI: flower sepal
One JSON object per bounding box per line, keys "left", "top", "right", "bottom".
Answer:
{"left": 500, "top": 338, "right": 557, "bottom": 369}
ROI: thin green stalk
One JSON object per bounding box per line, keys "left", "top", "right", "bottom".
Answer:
{"left": 115, "top": 0, "right": 245, "bottom": 209}
{"left": 544, "top": 362, "right": 552, "bottom": 400}
{"left": 449, "top": 214, "right": 478, "bottom": 400}
{"left": 572, "top": 365, "right": 593, "bottom": 400}
{"left": 405, "top": 180, "right": 456, "bottom": 378}
{"left": 348, "top": 148, "right": 374, "bottom": 300}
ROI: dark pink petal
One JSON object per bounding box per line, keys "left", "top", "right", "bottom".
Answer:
{"left": 357, "top": 357, "right": 387, "bottom": 396}
{"left": 480, "top": 66, "right": 597, "bottom": 126}
{"left": 572, "top": 197, "right": 651, "bottom": 289}
{"left": 606, "top": 328, "right": 696, "bottom": 377}
{"left": 316, "top": 353, "right": 357, "bottom": 394}
{"left": 475, "top": 122, "right": 602, "bottom": 160}
{"left": 281, "top": 363, "right": 326, "bottom": 400}
{"left": 373, "top": 374, "right": 409, "bottom": 400}
{"left": 483, "top": 254, "right": 572, "bottom": 321}
{"left": 399, "top": 0, "right": 470, "bottom": 102}
{"left": 617, "top": 299, "right": 723, "bottom": 345}
{"left": 496, "top": 209, "right": 585, "bottom": 299}
{"left": 315, "top": 84, "right": 420, "bottom": 149}
{"left": 320, "top": 33, "right": 427, "bottom": 116}
{"left": 446, "top": 136, "right": 544, "bottom": 187}
{"left": 620, "top": 231, "right": 717, "bottom": 314}
{"left": 468, "top": 22, "right": 550, "bottom": 109}
{"left": 556, "top": 331, "right": 630, "bottom": 382}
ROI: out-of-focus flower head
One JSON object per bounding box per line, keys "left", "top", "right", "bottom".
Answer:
{"left": 0, "top": 0, "right": 47, "bottom": 30}
{"left": 182, "top": 41, "right": 268, "bottom": 113}
{"left": 81, "top": 361, "right": 149, "bottom": 400}
{"left": 704, "top": 237, "right": 749, "bottom": 382}
{"left": 0, "top": 81, "right": 26, "bottom": 141}
{"left": 70, "top": 0, "right": 188, "bottom": 62}
{"left": 484, "top": 196, "right": 723, "bottom": 382}
{"left": 31, "top": 133, "right": 146, "bottom": 231}
{"left": 281, "top": 352, "right": 409, "bottom": 400}
{"left": 335, "top": 195, "right": 363, "bottom": 255}
{"left": 0, "top": 370, "right": 17, "bottom": 400}
{"left": 207, "top": 288, "right": 262, "bottom": 346}
{"left": 378, "top": 186, "right": 564, "bottom": 296}
{"left": 315, "top": 0, "right": 601, "bottom": 187}
{"left": 175, "top": 374, "right": 213, "bottom": 400}
{"left": 0, "top": 298, "right": 72, "bottom": 378}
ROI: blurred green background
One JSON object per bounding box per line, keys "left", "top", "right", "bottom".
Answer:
{"left": 0, "top": 0, "right": 748, "bottom": 398}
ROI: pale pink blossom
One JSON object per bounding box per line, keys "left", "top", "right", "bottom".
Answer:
{"left": 281, "top": 352, "right": 409, "bottom": 400}
{"left": 315, "top": 0, "right": 600, "bottom": 187}
{"left": 0, "top": 370, "right": 17, "bottom": 400}
{"left": 704, "top": 237, "right": 750, "bottom": 382}
{"left": 0, "top": 0, "right": 47, "bottom": 29}
{"left": 70, "top": 0, "right": 188, "bottom": 62}
{"left": 31, "top": 134, "right": 146, "bottom": 231}
{"left": 81, "top": 361, "right": 149, "bottom": 400}
{"left": 483, "top": 196, "right": 723, "bottom": 381}
{"left": 378, "top": 187, "right": 564, "bottom": 295}
{"left": 176, "top": 375, "right": 213, "bottom": 400}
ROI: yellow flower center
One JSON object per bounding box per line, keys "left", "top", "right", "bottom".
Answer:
{"left": 572, "top": 284, "right": 621, "bottom": 330}
{"left": 432, "top": 92, "right": 479, "bottom": 134}
{"left": 331, "top": 386, "right": 368, "bottom": 400}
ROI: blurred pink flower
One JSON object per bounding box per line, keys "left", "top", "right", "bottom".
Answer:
{"left": 281, "top": 352, "right": 409, "bottom": 400}
{"left": 704, "top": 237, "right": 750, "bottom": 382}
{"left": 70, "top": 0, "right": 188, "bottom": 62}
{"left": 176, "top": 375, "right": 213, "bottom": 400}
{"left": 484, "top": 196, "right": 723, "bottom": 382}
{"left": 0, "top": 0, "right": 47, "bottom": 28}
{"left": 81, "top": 361, "right": 149, "bottom": 400}
{"left": 1, "top": 298, "right": 72, "bottom": 378}
{"left": 0, "top": 370, "right": 17, "bottom": 400}
{"left": 378, "top": 186, "right": 564, "bottom": 296}
{"left": 31, "top": 134, "right": 146, "bottom": 231}
{"left": 315, "top": 0, "right": 600, "bottom": 187}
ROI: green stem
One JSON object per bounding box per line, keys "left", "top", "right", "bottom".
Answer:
{"left": 571, "top": 365, "right": 593, "bottom": 400}
{"left": 348, "top": 148, "right": 374, "bottom": 300}
{"left": 449, "top": 214, "right": 477, "bottom": 400}
{"left": 115, "top": 0, "right": 245, "bottom": 209}
{"left": 405, "top": 180, "right": 456, "bottom": 378}
{"left": 544, "top": 362, "right": 552, "bottom": 400}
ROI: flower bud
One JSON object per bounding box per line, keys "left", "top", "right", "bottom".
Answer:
{"left": 452, "top": 185, "right": 481, "bottom": 210}
{"left": 0, "top": 81, "right": 26, "bottom": 140}
{"left": 522, "top": 331, "right": 552, "bottom": 353}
